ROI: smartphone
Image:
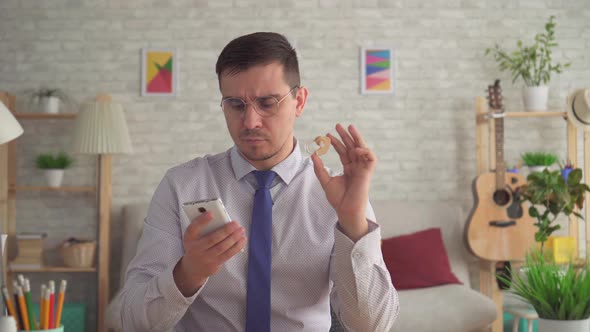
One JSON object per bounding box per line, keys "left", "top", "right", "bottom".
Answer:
{"left": 182, "top": 198, "right": 232, "bottom": 236}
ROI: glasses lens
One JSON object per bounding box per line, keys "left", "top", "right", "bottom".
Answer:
{"left": 222, "top": 98, "right": 246, "bottom": 113}
{"left": 254, "top": 96, "right": 279, "bottom": 116}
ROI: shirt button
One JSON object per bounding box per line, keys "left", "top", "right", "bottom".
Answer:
{"left": 354, "top": 252, "right": 362, "bottom": 259}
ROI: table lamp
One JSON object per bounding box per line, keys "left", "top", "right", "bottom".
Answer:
{"left": 0, "top": 100, "right": 22, "bottom": 329}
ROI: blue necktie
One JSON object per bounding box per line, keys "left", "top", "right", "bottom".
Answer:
{"left": 246, "top": 170, "right": 276, "bottom": 332}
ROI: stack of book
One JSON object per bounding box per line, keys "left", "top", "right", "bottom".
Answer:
{"left": 10, "top": 233, "right": 47, "bottom": 270}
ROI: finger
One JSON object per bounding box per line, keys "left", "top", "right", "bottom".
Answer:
{"left": 206, "top": 226, "right": 246, "bottom": 257}
{"left": 311, "top": 153, "right": 331, "bottom": 188}
{"left": 184, "top": 211, "right": 213, "bottom": 242}
{"left": 216, "top": 237, "right": 247, "bottom": 264}
{"left": 335, "top": 123, "right": 355, "bottom": 150}
{"left": 348, "top": 124, "right": 367, "bottom": 148}
{"left": 199, "top": 221, "right": 243, "bottom": 250}
{"left": 353, "top": 147, "right": 377, "bottom": 164}
{"left": 326, "top": 133, "right": 350, "bottom": 166}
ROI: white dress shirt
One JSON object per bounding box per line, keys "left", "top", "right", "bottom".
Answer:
{"left": 120, "top": 141, "right": 399, "bottom": 331}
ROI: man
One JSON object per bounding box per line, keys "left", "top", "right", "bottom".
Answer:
{"left": 120, "top": 32, "right": 399, "bottom": 331}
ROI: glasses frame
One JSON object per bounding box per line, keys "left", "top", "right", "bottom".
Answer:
{"left": 220, "top": 85, "right": 300, "bottom": 118}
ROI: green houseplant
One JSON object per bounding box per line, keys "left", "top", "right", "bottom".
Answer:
{"left": 498, "top": 251, "right": 590, "bottom": 330}
{"left": 521, "top": 151, "right": 558, "bottom": 172}
{"left": 26, "top": 88, "right": 70, "bottom": 114}
{"left": 519, "top": 167, "right": 590, "bottom": 251}
{"left": 485, "top": 16, "right": 571, "bottom": 111}
{"left": 36, "top": 152, "right": 74, "bottom": 187}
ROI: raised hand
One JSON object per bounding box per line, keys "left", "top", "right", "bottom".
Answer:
{"left": 311, "top": 124, "right": 377, "bottom": 241}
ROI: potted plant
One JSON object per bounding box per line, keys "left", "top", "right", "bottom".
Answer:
{"left": 26, "top": 88, "right": 70, "bottom": 114}
{"left": 519, "top": 167, "right": 590, "bottom": 251}
{"left": 485, "top": 16, "right": 571, "bottom": 111}
{"left": 36, "top": 152, "right": 74, "bottom": 187}
{"left": 498, "top": 251, "right": 590, "bottom": 331}
{"left": 521, "top": 152, "right": 558, "bottom": 173}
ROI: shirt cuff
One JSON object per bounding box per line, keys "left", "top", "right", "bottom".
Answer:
{"left": 334, "top": 220, "right": 383, "bottom": 267}
{"left": 156, "top": 260, "right": 206, "bottom": 308}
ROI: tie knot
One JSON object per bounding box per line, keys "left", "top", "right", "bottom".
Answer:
{"left": 253, "top": 170, "right": 276, "bottom": 189}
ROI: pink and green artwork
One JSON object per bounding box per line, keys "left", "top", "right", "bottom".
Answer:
{"left": 361, "top": 48, "right": 394, "bottom": 94}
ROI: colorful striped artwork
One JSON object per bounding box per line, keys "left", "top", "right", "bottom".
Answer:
{"left": 141, "top": 48, "right": 178, "bottom": 96}
{"left": 360, "top": 48, "right": 394, "bottom": 94}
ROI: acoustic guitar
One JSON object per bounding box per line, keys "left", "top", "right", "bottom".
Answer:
{"left": 466, "top": 80, "right": 536, "bottom": 261}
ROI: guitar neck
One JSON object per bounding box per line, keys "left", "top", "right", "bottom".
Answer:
{"left": 494, "top": 110, "right": 505, "bottom": 189}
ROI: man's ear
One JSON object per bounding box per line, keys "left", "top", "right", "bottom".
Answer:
{"left": 295, "top": 86, "right": 308, "bottom": 117}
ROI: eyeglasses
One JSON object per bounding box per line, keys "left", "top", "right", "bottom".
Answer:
{"left": 220, "top": 86, "right": 299, "bottom": 118}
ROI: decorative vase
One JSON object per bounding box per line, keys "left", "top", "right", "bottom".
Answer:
{"left": 44, "top": 169, "right": 64, "bottom": 187}
{"left": 523, "top": 86, "right": 549, "bottom": 111}
{"left": 40, "top": 96, "right": 60, "bottom": 114}
{"left": 538, "top": 318, "right": 590, "bottom": 332}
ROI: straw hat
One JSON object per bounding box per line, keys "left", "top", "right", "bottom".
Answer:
{"left": 567, "top": 89, "right": 590, "bottom": 130}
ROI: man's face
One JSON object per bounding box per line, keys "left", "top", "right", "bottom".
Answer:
{"left": 219, "top": 62, "right": 307, "bottom": 170}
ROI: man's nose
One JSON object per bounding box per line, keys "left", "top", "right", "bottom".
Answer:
{"left": 242, "top": 103, "right": 263, "bottom": 128}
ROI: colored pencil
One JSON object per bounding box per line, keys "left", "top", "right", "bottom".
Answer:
{"left": 2, "top": 286, "right": 19, "bottom": 330}
{"left": 16, "top": 286, "right": 29, "bottom": 331}
{"left": 13, "top": 281, "right": 24, "bottom": 330}
{"left": 24, "top": 279, "right": 37, "bottom": 330}
{"left": 44, "top": 288, "right": 51, "bottom": 330}
{"left": 40, "top": 284, "right": 46, "bottom": 329}
{"left": 49, "top": 281, "right": 55, "bottom": 329}
{"left": 55, "top": 280, "right": 67, "bottom": 328}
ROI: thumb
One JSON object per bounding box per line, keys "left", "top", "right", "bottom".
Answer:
{"left": 311, "top": 153, "right": 331, "bottom": 188}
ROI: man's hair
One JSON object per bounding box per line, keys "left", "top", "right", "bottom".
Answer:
{"left": 215, "top": 32, "right": 300, "bottom": 88}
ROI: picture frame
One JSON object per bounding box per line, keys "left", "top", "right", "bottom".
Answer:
{"left": 360, "top": 47, "right": 395, "bottom": 95}
{"left": 141, "top": 48, "right": 179, "bottom": 97}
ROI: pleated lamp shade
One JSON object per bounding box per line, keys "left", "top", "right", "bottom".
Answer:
{"left": 0, "top": 100, "right": 23, "bottom": 144}
{"left": 72, "top": 101, "right": 133, "bottom": 154}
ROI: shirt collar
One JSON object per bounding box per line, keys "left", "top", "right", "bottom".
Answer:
{"left": 230, "top": 139, "right": 303, "bottom": 185}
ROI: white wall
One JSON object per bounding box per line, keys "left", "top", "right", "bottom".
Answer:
{"left": 1, "top": 1, "right": 589, "bottom": 330}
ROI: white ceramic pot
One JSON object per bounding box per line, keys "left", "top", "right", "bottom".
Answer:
{"left": 538, "top": 318, "right": 590, "bottom": 332}
{"left": 44, "top": 169, "right": 64, "bottom": 187}
{"left": 528, "top": 165, "right": 548, "bottom": 173}
{"left": 523, "top": 86, "right": 549, "bottom": 111}
{"left": 40, "top": 96, "right": 60, "bottom": 114}
{"left": 0, "top": 316, "right": 17, "bottom": 332}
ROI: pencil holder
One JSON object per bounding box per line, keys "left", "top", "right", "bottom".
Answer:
{"left": 18, "top": 326, "right": 63, "bottom": 332}
{"left": 60, "top": 239, "right": 96, "bottom": 268}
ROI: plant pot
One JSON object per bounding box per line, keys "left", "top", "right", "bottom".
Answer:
{"left": 40, "top": 96, "right": 60, "bottom": 114}
{"left": 528, "top": 165, "right": 549, "bottom": 173}
{"left": 523, "top": 86, "right": 549, "bottom": 111}
{"left": 538, "top": 318, "right": 590, "bottom": 332}
{"left": 44, "top": 169, "right": 64, "bottom": 187}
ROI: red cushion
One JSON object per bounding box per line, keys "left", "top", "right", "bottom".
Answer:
{"left": 381, "top": 227, "right": 462, "bottom": 290}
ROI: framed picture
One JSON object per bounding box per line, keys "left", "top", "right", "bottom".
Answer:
{"left": 360, "top": 47, "right": 395, "bottom": 95}
{"left": 141, "top": 48, "right": 178, "bottom": 96}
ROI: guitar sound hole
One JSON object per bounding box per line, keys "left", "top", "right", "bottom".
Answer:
{"left": 493, "top": 189, "right": 510, "bottom": 206}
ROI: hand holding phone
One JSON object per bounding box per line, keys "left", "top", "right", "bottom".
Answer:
{"left": 182, "top": 198, "right": 232, "bottom": 237}
{"left": 175, "top": 198, "right": 245, "bottom": 296}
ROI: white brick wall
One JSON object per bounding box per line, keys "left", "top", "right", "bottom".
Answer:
{"left": 1, "top": 1, "right": 589, "bottom": 330}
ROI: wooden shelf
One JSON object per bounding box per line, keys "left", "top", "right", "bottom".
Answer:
{"left": 13, "top": 186, "right": 96, "bottom": 193}
{"left": 14, "top": 113, "right": 76, "bottom": 119}
{"left": 9, "top": 266, "right": 96, "bottom": 273}
{"left": 505, "top": 111, "right": 566, "bottom": 118}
